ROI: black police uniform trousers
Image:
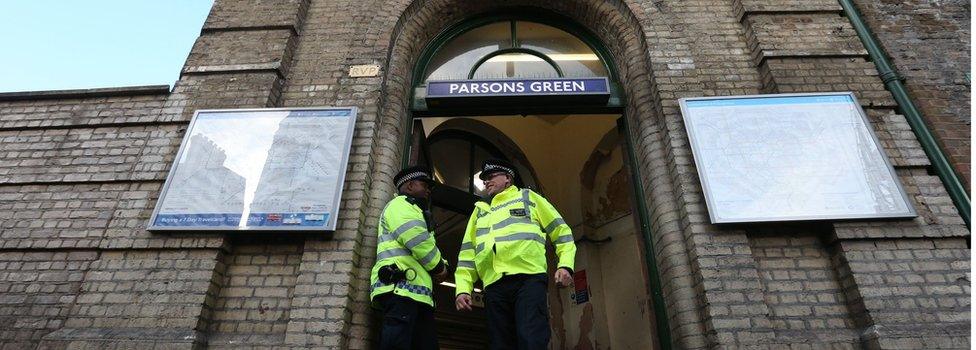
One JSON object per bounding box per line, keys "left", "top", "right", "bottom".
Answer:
{"left": 484, "top": 273, "right": 550, "bottom": 350}
{"left": 376, "top": 293, "right": 438, "bottom": 350}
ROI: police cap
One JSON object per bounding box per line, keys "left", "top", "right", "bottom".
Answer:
{"left": 478, "top": 158, "right": 518, "bottom": 181}
{"left": 394, "top": 165, "right": 436, "bottom": 189}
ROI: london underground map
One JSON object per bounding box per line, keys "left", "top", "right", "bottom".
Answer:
{"left": 149, "top": 108, "right": 357, "bottom": 231}
{"left": 679, "top": 93, "right": 915, "bottom": 223}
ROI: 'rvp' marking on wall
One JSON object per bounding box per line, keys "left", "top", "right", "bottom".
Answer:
{"left": 349, "top": 65, "right": 381, "bottom": 77}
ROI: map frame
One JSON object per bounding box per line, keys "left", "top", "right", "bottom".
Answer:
{"left": 679, "top": 92, "right": 916, "bottom": 224}
{"left": 147, "top": 107, "right": 358, "bottom": 232}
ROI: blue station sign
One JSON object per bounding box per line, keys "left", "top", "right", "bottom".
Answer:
{"left": 427, "top": 77, "right": 610, "bottom": 97}
{"left": 424, "top": 77, "right": 611, "bottom": 108}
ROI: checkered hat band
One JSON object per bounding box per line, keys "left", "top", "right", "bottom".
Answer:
{"left": 485, "top": 164, "right": 514, "bottom": 176}
{"left": 395, "top": 171, "right": 429, "bottom": 188}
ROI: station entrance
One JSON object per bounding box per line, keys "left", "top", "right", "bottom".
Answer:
{"left": 408, "top": 114, "right": 660, "bottom": 349}
{"left": 394, "top": 9, "right": 670, "bottom": 349}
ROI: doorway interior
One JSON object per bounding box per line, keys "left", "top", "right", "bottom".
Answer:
{"left": 412, "top": 114, "right": 661, "bottom": 350}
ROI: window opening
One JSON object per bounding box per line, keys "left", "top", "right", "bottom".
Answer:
{"left": 423, "top": 20, "right": 609, "bottom": 82}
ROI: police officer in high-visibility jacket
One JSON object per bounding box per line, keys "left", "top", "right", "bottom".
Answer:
{"left": 455, "top": 159, "right": 577, "bottom": 350}
{"left": 370, "top": 166, "right": 448, "bottom": 350}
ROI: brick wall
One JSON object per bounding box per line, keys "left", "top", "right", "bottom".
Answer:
{"left": 837, "top": 238, "right": 970, "bottom": 349}
{"left": 0, "top": 87, "right": 177, "bottom": 129}
{"left": 0, "top": 0, "right": 968, "bottom": 349}
{"left": 207, "top": 241, "right": 304, "bottom": 348}
{"left": 0, "top": 252, "right": 96, "bottom": 350}
{"left": 851, "top": 0, "right": 971, "bottom": 192}
{"left": 748, "top": 229, "right": 860, "bottom": 348}
{"left": 40, "top": 249, "right": 221, "bottom": 349}
{"left": 0, "top": 125, "right": 181, "bottom": 184}
{"left": 759, "top": 57, "right": 894, "bottom": 107}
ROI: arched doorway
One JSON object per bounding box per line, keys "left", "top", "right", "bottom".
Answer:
{"left": 402, "top": 10, "right": 668, "bottom": 350}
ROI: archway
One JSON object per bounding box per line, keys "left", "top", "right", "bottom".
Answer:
{"left": 363, "top": 1, "right": 699, "bottom": 349}
{"left": 391, "top": 10, "right": 667, "bottom": 349}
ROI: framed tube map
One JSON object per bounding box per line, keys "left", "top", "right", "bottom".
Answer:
{"left": 679, "top": 92, "right": 916, "bottom": 224}
{"left": 148, "top": 107, "right": 357, "bottom": 231}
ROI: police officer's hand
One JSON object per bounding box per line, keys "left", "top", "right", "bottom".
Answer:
{"left": 455, "top": 294, "right": 473, "bottom": 311}
{"left": 433, "top": 268, "right": 449, "bottom": 283}
{"left": 554, "top": 268, "right": 572, "bottom": 288}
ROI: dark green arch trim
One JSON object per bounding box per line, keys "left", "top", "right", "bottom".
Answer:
{"left": 411, "top": 8, "right": 621, "bottom": 87}
{"left": 466, "top": 47, "right": 565, "bottom": 79}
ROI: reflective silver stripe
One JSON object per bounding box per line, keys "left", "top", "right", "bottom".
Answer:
{"left": 378, "top": 233, "right": 396, "bottom": 244}
{"left": 491, "top": 198, "right": 520, "bottom": 210}
{"left": 554, "top": 234, "right": 575, "bottom": 244}
{"left": 460, "top": 242, "right": 474, "bottom": 251}
{"left": 490, "top": 197, "right": 535, "bottom": 212}
{"left": 391, "top": 220, "right": 425, "bottom": 238}
{"left": 544, "top": 218, "right": 566, "bottom": 233}
{"left": 476, "top": 243, "right": 485, "bottom": 254}
{"left": 457, "top": 260, "right": 475, "bottom": 269}
{"left": 419, "top": 248, "right": 439, "bottom": 267}
{"left": 404, "top": 231, "right": 431, "bottom": 250}
{"left": 379, "top": 221, "right": 427, "bottom": 245}
{"left": 492, "top": 216, "right": 533, "bottom": 230}
{"left": 495, "top": 232, "right": 545, "bottom": 244}
{"left": 521, "top": 189, "right": 532, "bottom": 218}
{"left": 376, "top": 248, "right": 410, "bottom": 260}
{"left": 476, "top": 228, "right": 490, "bottom": 237}
{"left": 492, "top": 198, "right": 535, "bottom": 211}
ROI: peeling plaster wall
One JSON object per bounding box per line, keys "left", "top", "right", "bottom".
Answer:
{"left": 573, "top": 136, "right": 658, "bottom": 350}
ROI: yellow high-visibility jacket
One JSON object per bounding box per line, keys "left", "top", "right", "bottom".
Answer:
{"left": 455, "top": 185, "right": 576, "bottom": 296}
{"left": 370, "top": 195, "right": 445, "bottom": 307}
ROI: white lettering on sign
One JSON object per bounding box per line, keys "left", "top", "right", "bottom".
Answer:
{"left": 349, "top": 65, "right": 380, "bottom": 77}
{"left": 450, "top": 82, "right": 528, "bottom": 94}
{"left": 439, "top": 80, "right": 597, "bottom": 95}
{"left": 525, "top": 81, "right": 585, "bottom": 93}
{"left": 526, "top": 81, "right": 587, "bottom": 92}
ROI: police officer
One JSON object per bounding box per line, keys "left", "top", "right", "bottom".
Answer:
{"left": 370, "top": 166, "right": 448, "bottom": 350}
{"left": 454, "top": 159, "right": 577, "bottom": 350}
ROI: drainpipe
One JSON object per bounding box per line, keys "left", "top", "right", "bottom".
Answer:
{"left": 838, "top": 0, "right": 971, "bottom": 229}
